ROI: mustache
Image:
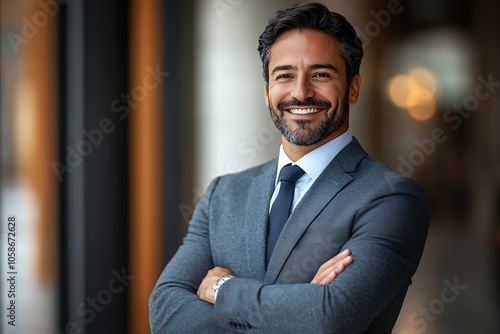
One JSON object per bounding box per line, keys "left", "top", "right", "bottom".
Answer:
{"left": 277, "top": 98, "right": 332, "bottom": 111}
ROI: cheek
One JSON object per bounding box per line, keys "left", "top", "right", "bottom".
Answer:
{"left": 319, "top": 85, "right": 345, "bottom": 104}
{"left": 268, "top": 85, "right": 290, "bottom": 103}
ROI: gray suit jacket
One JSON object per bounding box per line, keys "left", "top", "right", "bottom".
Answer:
{"left": 149, "top": 138, "right": 429, "bottom": 333}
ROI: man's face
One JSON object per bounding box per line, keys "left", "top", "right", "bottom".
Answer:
{"left": 265, "top": 29, "right": 361, "bottom": 147}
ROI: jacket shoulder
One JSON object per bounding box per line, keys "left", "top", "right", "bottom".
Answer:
{"left": 355, "top": 155, "right": 428, "bottom": 203}
{"left": 217, "top": 159, "right": 277, "bottom": 183}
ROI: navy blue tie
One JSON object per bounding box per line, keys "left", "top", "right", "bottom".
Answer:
{"left": 266, "top": 164, "right": 305, "bottom": 265}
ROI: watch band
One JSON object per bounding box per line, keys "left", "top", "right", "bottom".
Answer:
{"left": 212, "top": 275, "right": 234, "bottom": 301}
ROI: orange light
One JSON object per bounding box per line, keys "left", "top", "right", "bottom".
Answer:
{"left": 410, "top": 68, "right": 437, "bottom": 94}
{"left": 387, "top": 67, "right": 438, "bottom": 121}
{"left": 407, "top": 88, "right": 436, "bottom": 121}
{"left": 388, "top": 75, "right": 418, "bottom": 109}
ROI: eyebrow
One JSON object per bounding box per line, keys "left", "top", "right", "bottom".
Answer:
{"left": 271, "top": 65, "right": 296, "bottom": 75}
{"left": 271, "top": 63, "right": 339, "bottom": 75}
{"left": 309, "top": 63, "right": 339, "bottom": 74}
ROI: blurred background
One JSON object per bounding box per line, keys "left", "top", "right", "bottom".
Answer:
{"left": 1, "top": 0, "right": 499, "bottom": 333}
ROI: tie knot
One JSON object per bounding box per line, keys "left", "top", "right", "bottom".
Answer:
{"left": 278, "top": 164, "right": 305, "bottom": 184}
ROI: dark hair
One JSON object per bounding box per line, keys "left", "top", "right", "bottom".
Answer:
{"left": 258, "top": 2, "right": 363, "bottom": 87}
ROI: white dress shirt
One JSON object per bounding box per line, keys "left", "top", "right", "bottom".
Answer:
{"left": 270, "top": 131, "right": 353, "bottom": 212}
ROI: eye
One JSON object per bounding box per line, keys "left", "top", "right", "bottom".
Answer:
{"left": 276, "top": 73, "right": 292, "bottom": 80}
{"left": 313, "top": 72, "right": 331, "bottom": 78}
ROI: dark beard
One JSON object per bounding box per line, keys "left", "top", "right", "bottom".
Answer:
{"left": 268, "top": 93, "right": 350, "bottom": 146}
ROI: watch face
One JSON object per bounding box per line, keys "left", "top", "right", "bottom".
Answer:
{"left": 215, "top": 277, "right": 227, "bottom": 288}
{"left": 213, "top": 276, "right": 234, "bottom": 301}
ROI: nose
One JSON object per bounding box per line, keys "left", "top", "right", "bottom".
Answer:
{"left": 291, "top": 74, "right": 314, "bottom": 101}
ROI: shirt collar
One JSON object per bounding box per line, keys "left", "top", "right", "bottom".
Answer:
{"left": 276, "top": 130, "right": 353, "bottom": 185}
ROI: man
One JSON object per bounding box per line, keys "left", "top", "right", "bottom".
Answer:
{"left": 149, "top": 3, "right": 429, "bottom": 333}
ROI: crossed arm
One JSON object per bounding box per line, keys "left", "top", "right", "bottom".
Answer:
{"left": 149, "top": 177, "right": 429, "bottom": 333}
{"left": 197, "top": 249, "right": 353, "bottom": 304}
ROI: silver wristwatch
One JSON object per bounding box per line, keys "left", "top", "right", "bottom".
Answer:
{"left": 212, "top": 275, "right": 234, "bottom": 301}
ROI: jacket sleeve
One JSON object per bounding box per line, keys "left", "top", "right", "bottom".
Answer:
{"left": 149, "top": 178, "right": 229, "bottom": 334}
{"left": 213, "top": 179, "right": 429, "bottom": 333}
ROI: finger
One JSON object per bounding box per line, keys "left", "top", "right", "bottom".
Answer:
{"left": 324, "top": 252, "right": 352, "bottom": 273}
{"left": 196, "top": 280, "right": 205, "bottom": 298}
{"left": 313, "top": 250, "right": 351, "bottom": 283}
{"left": 328, "top": 256, "right": 352, "bottom": 276}
{"left": 322, "top": 263, "right": 344, "bottom": 285}
{"left": 317, "top": 249, "right": 351, "bottom": 272}
{"left": 318, "top": 270, "right": 337, "bottom": 285}
{"left": 340, "top": 255, "right": 353, "bottom": 267}
{"left": 210, "top": 267, "right": 234, "bottom": 277}
{"left": 311, "top": 255, "right": 353, "bottom": 284}
{"left": 321, "top": 256, "right": 353, "bottom": 284}
{"left": 311, "top": 262, "right": 339, "bottom": 284}
{"left": 318, "top": 262, "right": 346, "bottom": 285}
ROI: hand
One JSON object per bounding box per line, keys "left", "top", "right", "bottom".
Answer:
{"left": 197, "top": 266, "right": 235, "bottom": 304}
{"left": 310, "top": 249, "right": 353, "bottom": 285}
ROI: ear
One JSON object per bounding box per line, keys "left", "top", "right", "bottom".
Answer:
{"left": 264, "top": 84, "right": 270, "bottom": 107}
{"left": 348, "top": 74, "right": 361, "bottom": 105}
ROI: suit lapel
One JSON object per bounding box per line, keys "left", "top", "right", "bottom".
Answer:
{"left": 264, "top": 138, "right": 367, "bottom": 283}
{"left": 244, "top": 160, "right": 277, "bottom": 280}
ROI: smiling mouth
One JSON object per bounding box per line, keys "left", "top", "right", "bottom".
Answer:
{"left": 286, "top": 108, "right": 323, "bottom": 115}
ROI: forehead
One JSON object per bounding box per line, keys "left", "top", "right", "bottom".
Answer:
{"left": 269, "top": 29, "right": 345, "bottom": 71}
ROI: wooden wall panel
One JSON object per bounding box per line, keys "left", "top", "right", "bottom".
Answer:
{"left": 129, "top": 0, "right": 163, "bottom": 332}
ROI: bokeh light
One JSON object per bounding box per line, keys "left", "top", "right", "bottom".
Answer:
{"left": 387, "top": 67, "right": 438, "bottom": 121}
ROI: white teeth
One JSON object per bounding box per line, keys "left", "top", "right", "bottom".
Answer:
{"left": 288, "top": 108, "right": 321, "bottom": 114}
